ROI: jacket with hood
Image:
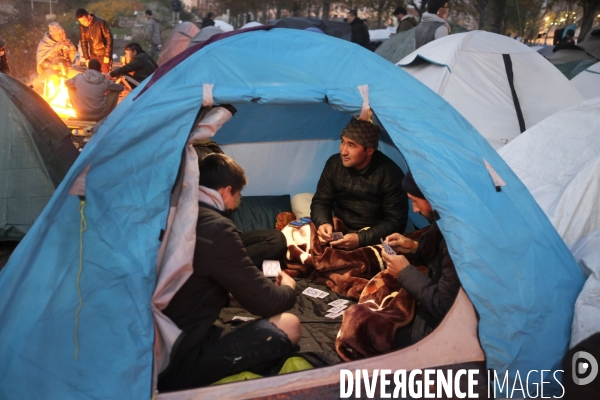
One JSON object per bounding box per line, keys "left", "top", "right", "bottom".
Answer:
{"left": 79, "top": 14, "right": 113, "bottom": 60}
{"left": 414, "top": 12, "right": 449, "bottom": 49}
{"left": 147, "top": 17, "right": 162, "bottom": 46}
{"left": 172, "top": 0, "right": 181, "bottom": 12}
{"left": 350, "top": 17, "right": 371, "bottom": 49}
{"left": 310, "top": 151, "right": 408, "bottom": 247}
{"left": 65, "top": 69, "right": 123, "bottom": 119}
{"left": 109, "top": 52, "right": 157, "bottom": 84}
{"left": 160, "top": 193, "right": 296, "bottom": 383}
{"left": 397, "top": 15, "right": 418, "bottom": 33}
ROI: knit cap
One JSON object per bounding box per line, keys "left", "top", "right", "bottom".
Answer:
{"left": 340, "top": 117, "right": 380, "bottom": 149}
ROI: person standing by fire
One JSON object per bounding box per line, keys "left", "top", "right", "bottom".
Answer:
{"left": 0, "top": 39, "right": 11, "bottom": 76}
{"left": 76, "top": 9, "right": 113, "bottom": 73}
{"left": 36, "top": 23, "right": 77, "bottom": 80}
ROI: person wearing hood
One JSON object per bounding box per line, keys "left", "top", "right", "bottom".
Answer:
{"left": 414, "top": 0, "right": 450, "bottom": 49}
{"left": 107, "top": 43, "right": 157, "bottom": 88}
{"left": 347, "top": 9, "right": 370, "bottom": 49}
{"left": 66, "top": 59, "right": 123, "bottom": 120}
{"left": 76, "top": 8, "right": 113, "bottom": 73}
{"left": 36, "top": 22, "right": 77, "bottom": 78}
{"left": 157, "top": 153, "right": 300, "bottom": 391}
{"left": 145, "top": 10, "right": 162, "bottom": 59}
{"left": 201, "top": 12, "right": 216, "bottom": 29}
{"left": 0, "top": 39, "right": 10, "bottom": 76}
{"left": 394, "top": 6, "right": 418, "bottom": 33}
{"left": 381, "top": 170, "right": 461, "bottom": 349}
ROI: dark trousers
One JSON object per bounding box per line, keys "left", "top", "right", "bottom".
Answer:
{"left": 157, "top": 319, "right": 294, "bottom": 391}
{"left": 240, "top": 229, "right": 287, "bottom": 269}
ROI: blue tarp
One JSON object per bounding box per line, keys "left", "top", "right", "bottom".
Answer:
{"left": 0, "top": 28, "right": 585, "bottom": 398}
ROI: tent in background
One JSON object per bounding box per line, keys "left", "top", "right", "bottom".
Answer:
{"left": 214, "top": 19, "right": 234, "bottom": 32}
{"left": 374, "top": 28, "right": 415, "bottom": 64}
{"left": 537, "top": 45, "right": 598, "bottom": 77}
{"left": 272, "top": 17, "right": 351, "bottom": 40}
{"left": 398, "top": 30, "right": 584, "bottom": 150}
{"left": 187, "top": 26, "right": 224, "bottom": 47}
{"left": 498, "top": 96, "right": 600, "bottom": 349}
{"left": 580, "top": 26, "right": 600, "bottom": 59}
{"left": 0, "top": 27, "right": 584, "bottom": 399}
{"left": 571, "top": 61, "right": 600, "bottom": 99}
{"left": 240, "top": 21, "right": 262, "bottom": 29}
{"left": 0, "top": 74, "right": 78, "bottom": 241}
{"left": 157, "top": 22, "right": 200, "bottom": 66}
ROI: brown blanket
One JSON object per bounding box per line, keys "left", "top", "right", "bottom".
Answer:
{"left": 335, "top": 270, "right": 419, "bottom": 362}
{"left": 282, "top": 219, "right": 385, "bottom": 299}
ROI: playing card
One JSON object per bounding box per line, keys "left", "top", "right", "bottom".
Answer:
{"left": 302, "top": 287, "right": 320, "bottom": 298}
{"left": 380, "top": 238, "right": 397, "bottom": 255}
{"left": 232, "top": 316, "right": 255, "bottom": 321}
{"left": 328, "top": 299, "right": 349, "bottom": 307}
{"left": 332, "top": 232, "right": 344, "bottom": 241}
{"left": 316, "top": 290, "right": 329, "bottom": 298}
{"left": 327, "top": 305, "right": 348, "bottom": 313}
{"left": 262, "top": 260, "right": 281, "bottom": 278}
{"left": 325, "top": 310, "right": 345, "bottom": 319}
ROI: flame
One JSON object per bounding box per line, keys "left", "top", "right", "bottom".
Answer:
{"left": 43, "top": 77, "right": 77, "bottom": 118}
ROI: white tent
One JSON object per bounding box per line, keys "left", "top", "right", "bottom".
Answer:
{"left": 240, "top": 21, "right": 262, "bottom": 29}
{"left": 398, "top": 31, "right": 583, "bottom": 150}
{"left": 571, "top": 61, "right": 600, "bottom": 99}
{"left": 369, "top": 27, "right": 395, "bottom": 41}
{"left": 214, "top": 19, "right": 234, "bottom": 32}
{"left": 498, "top": 96, "right": 600, "bottom": 348}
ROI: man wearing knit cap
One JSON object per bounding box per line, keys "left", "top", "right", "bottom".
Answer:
{"left": 310, "top": 117, "right": 408, "bottom": 250}
{"left": 381, "top": 170, "right": 460, "bottom": 349}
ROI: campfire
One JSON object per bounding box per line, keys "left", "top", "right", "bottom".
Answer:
{"left": 42, "top": 78, "right": 77, "bottom": 119}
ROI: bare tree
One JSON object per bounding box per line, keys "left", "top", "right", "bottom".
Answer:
{"left": 578, "top": 0, "right": 600, "bottom": 41}
{"left": 482, "top": 0, "right": 507, "bottom": 32}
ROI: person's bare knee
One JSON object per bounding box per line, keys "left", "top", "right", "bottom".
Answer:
{"left": 269, "top": 313, "right": 301, "bottom": 345}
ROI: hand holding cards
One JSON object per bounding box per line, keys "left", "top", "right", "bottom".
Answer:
{"left": 380, "top": 238, "right": 396, "bottom": 255}
{"left": 262, "top": 260, "right": 281, "bottom": 278}
{"left": 332, "top": 232, "right": 344, "bottom": 241}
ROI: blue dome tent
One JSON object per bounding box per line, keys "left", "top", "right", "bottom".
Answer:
{"left": 0, "top": 27, "right": 585, "bottom": 398}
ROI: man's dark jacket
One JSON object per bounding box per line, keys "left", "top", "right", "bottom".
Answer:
{"left": 172, "top": 0, "right": 182, "bottom": 12}
{"left": 398, "top": 221, "right": 460, "bottom": 344}
{"left": 79, "top": 14, "right": 113, "bottom": 60}
{"left": 161, "top": 202, "right": 297, "bottom": 375}
{"left": 311, "top": 151, "right": 408, "bottom": 247}
{"left": 109, "top": 52, "right": 157, "bottom": 83}
{"left": 201, "top": 17, "right": 215, "bottom": 28}
{"left": 350, "top": 17, "right": 370, "bottom": 49}
{"left": 0, "top": 54, "right": 10, "bottom": 75}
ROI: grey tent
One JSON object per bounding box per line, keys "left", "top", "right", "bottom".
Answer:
{"left": 0, "top": 74, "right": 78, "bottom": 240}
{"left": 187, "top": 26, "right": 223, "bottom": 48}
{"left": 538, "top": 40, "right": 599, "bottom": 77}
{"left": 272, "top": 17, "right": 351, "bottom": 41}
{"left": 580, "top": 26, "right": 600, "bottom": 59}
{"left": 375, "top": 28, "right": 416, "bottom": 64}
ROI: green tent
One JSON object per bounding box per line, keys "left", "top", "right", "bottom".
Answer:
{"left": 375, "top": 28, "right": 416, "bottom": 64}
{"left": 0, "top": 74, "right": 78, "bottom": 240}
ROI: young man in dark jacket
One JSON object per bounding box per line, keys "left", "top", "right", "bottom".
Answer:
{"left": 347, "top": 10, "right": 370, "bottom": 49}
{"left": 76, "top": 9, "right": 113, "bottom": 73}
{"left": 108, "top": 43, "right": 157, "bottom": 87}
{"left": 158, "top": 153, "right": 300, "bottom": 392}
{"left": 311, "top": 117, "right": 408, "bottom": 251}
{"left": 382, "top": 170, "right": 461, "bottom": 348}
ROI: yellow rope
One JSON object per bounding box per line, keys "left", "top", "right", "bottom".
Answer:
{"left": 75, "top": 200, "right": 87, "bottom": 360}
